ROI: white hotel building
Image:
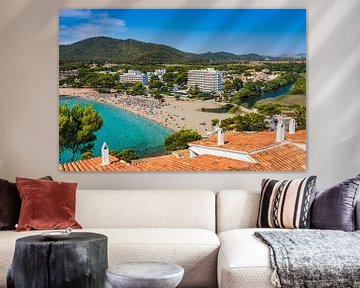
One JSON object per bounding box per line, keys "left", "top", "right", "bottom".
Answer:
{"left": 120, "top": 70, "right": 149, "bottom": 85}
{"left": 187, "top": 68, "right": 223, "bottom": 93}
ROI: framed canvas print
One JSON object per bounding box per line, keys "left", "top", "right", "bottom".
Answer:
{"left": 59, "top": 9, "right": 306, "bottom": 172}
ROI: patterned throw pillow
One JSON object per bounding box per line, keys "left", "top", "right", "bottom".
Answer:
{"left": 257, "top": 176, "right": 317, "bottom": 229}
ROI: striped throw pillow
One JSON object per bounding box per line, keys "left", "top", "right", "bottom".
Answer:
{"left": 257, "top": 176, "right": 317, "bottom": 229}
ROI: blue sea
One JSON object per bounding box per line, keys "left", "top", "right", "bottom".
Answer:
{"left": 59, "top": 97, "right": 171, "bottom": 164}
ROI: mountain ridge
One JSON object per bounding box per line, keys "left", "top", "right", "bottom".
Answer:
{"left": 59, "top": 36, "right": 304, "bottom": 64}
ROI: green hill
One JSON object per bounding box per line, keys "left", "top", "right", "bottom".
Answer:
{"left": 59, "top": 37, "right": 270, "bottom": 64}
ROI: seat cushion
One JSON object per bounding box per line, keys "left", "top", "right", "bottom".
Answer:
{"left": 218, "top": 228, "right": 281, "bottom": 288}
{"left": 0, "top": 228, "right": 220, "bottom": 288}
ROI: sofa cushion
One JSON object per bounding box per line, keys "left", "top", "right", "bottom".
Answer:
{"left": 0, "top": 228, "right": 220, "bottom": 288}
{"left": 217, "top": 228, "right": 278, "bottom": 288}
{"left": 257, "top": 177, "right": 317, "bottom": 229}
{"left": 76, "top": 190, "right": 216, "bottom": 231}
{"left": 16, "top": 177, "right": 81, "bottom": 231}
{"left": 311, "top": 175, "right": 360, "bottom": 231}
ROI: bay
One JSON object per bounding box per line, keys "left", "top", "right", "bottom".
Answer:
{"left": 59, "top": 97, "right": 171, "bottom": 164}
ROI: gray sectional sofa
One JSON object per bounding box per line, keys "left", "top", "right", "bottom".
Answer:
{"left": 0, "top": 189, "right": 359, "bottom": 288}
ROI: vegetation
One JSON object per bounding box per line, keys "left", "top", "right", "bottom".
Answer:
{"left": 262, "top": 62, "right": 306, "bottom": 74}
{"left": 59, "top": 68, "right": 118, "bottom": 89}
{"left": 130, "top": 82, "right": 146, "bottom": 95}
{"left": 241, "top": 113, "right": 266, "bottom": 131}
{"left": 223, "top": 78, "right": 244, "bottom": 96}
{"left": 162, "top": 71, "right": 187, "bottom": 86}
{"left": 290, "top": 77, "right": 306, "bottom": 95}
{"left": 233, "top": 73, "right": 297, "bottom": 105}
{"left": 59, "top": 62, "right": 87, "bottom": 71}
{"left": 217, "top": 113, "right": 265, "bottom": 132}
{"left": 255, "top": 104, "right": 284, "bottom": 116}
{"left": 295, "top": 106, "right": 306, "bottom": 129}
{"left": 115, "top": 82, "right": 132, "bottom": 92}
{"left": 188, "top": 85, "right": 213, "bottom": 100}
{"left": 164, "top": 129, "right": 202, "bottom": 151}
{"left": 255, "top": 94, "right": 306, "bottom": 107}
{"left": 212, "top": 119, "right": 220, "bottom": 127}
{"left": 148, "top": 75, "right": 169, "bottom": 97}
{"left": 149, "top": 75, "right": 163, "bottom": 89}
{"left": 80, "top": 151, "right": 93, "bottom": 160}
{"left": 110, "top": 149, "right": 137, "bottom": 163}
{"left": 59, "top": 104, "right": 103, "bottom": 161}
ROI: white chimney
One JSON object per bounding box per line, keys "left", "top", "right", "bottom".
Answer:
{"left": 217, "top": 127, "right": 224, "bottom": 146}
{"left": 276, "top": 121, "right": 285, "bottom": 142}
{"left": 289, "top": 118, "right": 296, "bottom": 134}
{"left": 101, "top": 142, "right": 110, "bottom": 166}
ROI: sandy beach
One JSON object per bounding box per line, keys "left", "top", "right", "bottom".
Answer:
{"left": 59, "top": 88, "right": 234, "bottom": 135}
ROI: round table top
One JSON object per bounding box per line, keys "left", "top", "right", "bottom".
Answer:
{"left": 107, "top": 262, "right": 184, "bottom": 280}
{"left": 16, "top": 232, "right": 107, "bottom": 245}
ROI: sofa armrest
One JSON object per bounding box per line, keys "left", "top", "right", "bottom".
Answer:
{"left": 356, "top": 200, "right": 360, "bottom": 230}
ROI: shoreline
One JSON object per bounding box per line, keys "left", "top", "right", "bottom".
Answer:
{"left": 59, "top": 87, "right": 234, "bottom": 135}
{"left": 60, "top": 93, "right": 174, "bottom": 133}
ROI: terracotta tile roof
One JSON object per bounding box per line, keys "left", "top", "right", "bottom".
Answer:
{"left": 132, "top": 154, "right": 257, "bottom": 171}
{"left": 191, "top": 130, "right": 306, "bottom": 152}
{"left": 190, "top": 131, "right": 277, "bottom": 152}
{"left": 172, "top": 149, "right": 191, "bottom": 159}
{"left": 59, "top": 155, "right": 140, "bottom": 172}
{"left": 286, "top": 129, "right": 306, "bottom": 144}
{"left": 250, "top": 143, "right": 306, "bottom": 171}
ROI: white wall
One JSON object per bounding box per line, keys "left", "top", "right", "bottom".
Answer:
{"left": 0, "top": 0, "right": 359, "bottom": 190}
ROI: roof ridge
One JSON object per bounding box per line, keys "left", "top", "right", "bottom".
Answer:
{"left": 249, "top": 141, "right": 291, "bottom": 154}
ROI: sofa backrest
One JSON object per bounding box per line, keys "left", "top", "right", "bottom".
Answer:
{"left": 217, "top": 190, "right": 360, "bottom": 233}
{"left": 216, "top": 190, "right": 260, "bottom": 233}
{"left": 76, "top": 190, "right": 216, "bottom": 231}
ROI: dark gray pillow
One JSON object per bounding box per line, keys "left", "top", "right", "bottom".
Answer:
{"left": 311, "top": 174, "right": 360, "bottom": 231}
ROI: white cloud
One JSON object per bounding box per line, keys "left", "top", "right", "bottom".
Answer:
{"left": 59, "top": 11, "right": 126, "bottom": 44}
{"left": 93, "top": 16, "right": 125, "bottom": 27}
{"left": 59, "top": 9, "right": 92, "bottom": 19}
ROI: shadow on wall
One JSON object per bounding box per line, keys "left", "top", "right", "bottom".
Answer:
{"left": 308, "top": 0, "right": 360, "bottom": 182}
{"left": 309, "top": 1, "right": 360, "bottom": 148}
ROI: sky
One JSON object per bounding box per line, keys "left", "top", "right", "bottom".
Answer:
{"left": 59, "top": 9, "right": 306, "bottom": 56}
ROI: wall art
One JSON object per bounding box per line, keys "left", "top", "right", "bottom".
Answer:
{"left": 59, "top": 9, "right": 306, "bottom": 171}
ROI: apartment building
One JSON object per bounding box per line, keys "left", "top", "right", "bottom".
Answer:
{"left": 120, "top": 70, "right": 149, "bottom": 85}
{"left": 187, "top": 68, "right": 223, "bottom": 93}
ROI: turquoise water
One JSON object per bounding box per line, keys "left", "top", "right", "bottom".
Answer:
{"left": 59, "top": 97, "right": 171, "bottom": 164}
{"left": 246, "top": 83, "right": 294, "bottom": 107}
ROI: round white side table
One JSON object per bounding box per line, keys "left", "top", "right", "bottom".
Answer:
{"left": 106, "top": 262, "right": 184, "bottom": 288}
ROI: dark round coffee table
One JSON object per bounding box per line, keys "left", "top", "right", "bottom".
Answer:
{"left": 7, "top": 232, "right": 108, "bottom": 288}
{"left": 106, "top": 262, "right": 184, "bottom": 288}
